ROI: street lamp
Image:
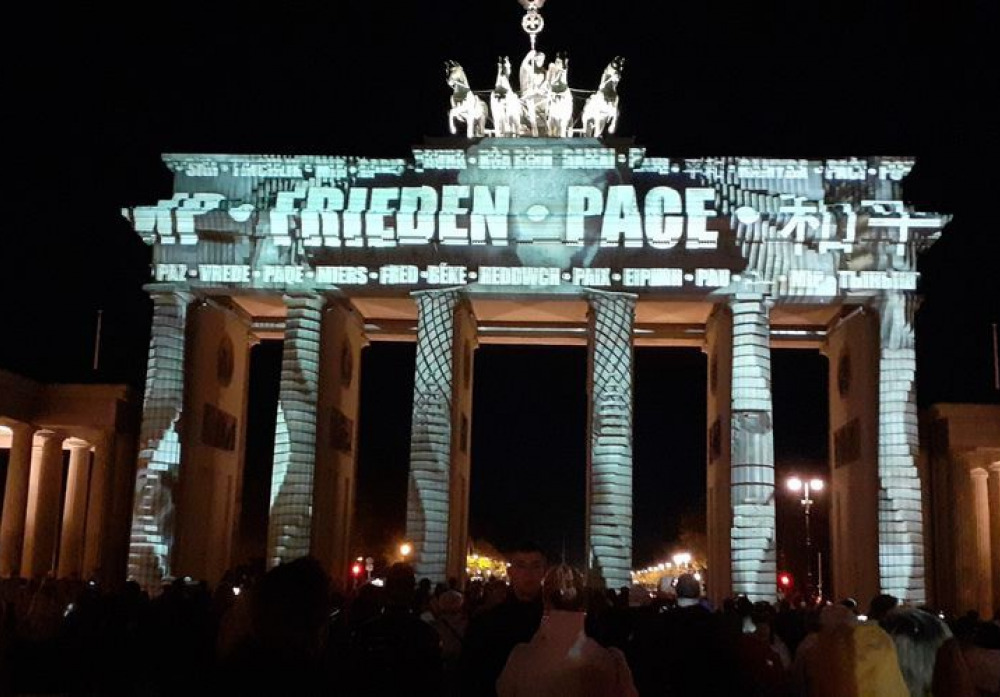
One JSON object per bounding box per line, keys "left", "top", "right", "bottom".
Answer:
{"left": 399, "top": 542, "right": 413, "bottom": 559}
{"left": 786, "top": 476, "right": 825, "bottom": 600}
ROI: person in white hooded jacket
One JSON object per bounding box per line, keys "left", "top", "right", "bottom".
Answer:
{"left": 496, "top": 564, "right": 638, "bottom": 697}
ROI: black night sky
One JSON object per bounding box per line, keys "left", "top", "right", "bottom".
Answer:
{"left": 4, "top": 1, "right": 998, "bottom": 574}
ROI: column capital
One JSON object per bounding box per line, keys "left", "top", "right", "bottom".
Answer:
{"left": 33, "top": 429, "right": 63, "bottom": 444}
{"left": 146, "top": 288, "right": 195, "bottom": 304}
{"left": 0, "top": 420, "right": 36, "bottom": 437}
{"left": 726, "top": 291, "right": 773, "bottom": 303}
{"left": 582, "top": 288, "right": 638, "bottom": 304}
{"left": 411, "top": 287, "right": 465, "bottom": 311}
{"left": 411, "top": 289, "right": 464, "bottom": 337}
{"left": 64, "top": 437, "right": 91, "bottom": 449}
{"left": 971, "top": 467, "right": 990, "bottom": 481}
{"left": 875, "top": 291, "right": 918, "bottom": 350}
{"left": 282, "top": 292, "right": 325, "bottom": 309}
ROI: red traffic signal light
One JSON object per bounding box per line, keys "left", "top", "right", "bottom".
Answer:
{"left": 777, "top": 571, "right": 794, "bottom": 589}
{"left": 351, "top": 563, "right": 363, "bottom": 577}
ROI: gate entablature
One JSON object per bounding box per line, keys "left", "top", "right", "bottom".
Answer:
{"left": 125, "top": 143, "right": 946, "bottom": 306}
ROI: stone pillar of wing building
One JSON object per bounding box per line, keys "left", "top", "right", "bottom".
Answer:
{"left": 822, "top": 306, "right": 880, "bottom": 605}
{"left": 313, "top": 300, "right": 367, "bottom": 585}
{"left": 173, "top": 298, "right": 252, "bottom": 587}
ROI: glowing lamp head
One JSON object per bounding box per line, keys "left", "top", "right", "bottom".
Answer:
{"left": 786, "top": 477, "right": 803, "bottom": 492}
{"left": 399, "top": 542, "right": 413, "bottom": 557}
{"left": 672, "top": 552, "right": 692, "bottom": 566}
{"left": 809, "top": 478, "right": 825, "bottom": 492}
{"left": 778, "top": 571, "right": 793, "bottom": 588}
{"left": 351, "top": 563, "right": 363, "bottom": 577}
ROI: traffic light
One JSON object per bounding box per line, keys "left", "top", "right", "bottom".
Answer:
{"left": 777, "top": 571, "right": 794, "bottom": 591}
{"left": 351, "top": 562, "right": 363, "bottom": 578}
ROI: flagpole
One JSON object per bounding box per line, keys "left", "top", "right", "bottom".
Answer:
{"left": 992, "top": 322, "right": 999, "bottom": 391}
{"left": 93, "top": 309, "right": 103, "bottom": 372}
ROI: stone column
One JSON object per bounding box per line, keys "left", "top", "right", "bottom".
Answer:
{"left": 447, "top": 301, "right": 477, "bottom": 584}
{"left": 82, "top": 434, "right": 112, "bottom": 580}
{"left": 875, "top": 292, "right": 926, "bottom": 603}
{"left": 822, "top": 307, "right": 880, "bottom": 604}
{"left": 585, "top": 290, "right": 636, "bottom": 590}
{"left": 22, "top": 431, "right": 65, "bottom": 579}
{"left": 970, "top": 468, "right": 993, "bottom": 617}
{"left": 729, "top": 294, "right": 777, "bottom": 602}
{"left": 405, "top": 289, "right": 477, "bottom": 583}
{"left": 174, "top": 300, "right": 253, "bottom": 587}
{"left": 705, "top": 305, "right": 733, "bottom": 607}
{"left": 989, "top": 463, "right": 1000, "bottom": 614}
{"left": 57, "top": 438, "right": 92, "bottom": 578}
{"left": 314, "top": 301, "right": 368, "bottom": 584}
{"left": 128, "top": 290, "right": 192, "bottom": 591}
{"left": 267, "top": 294, "right": 323, "bottom": 568}
{"left": 0, "top": 422, "right": 36, "bottom": 577}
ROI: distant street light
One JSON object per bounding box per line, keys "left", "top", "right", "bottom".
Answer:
{"left": 399, "top": 542, "right": 413, "bottom": 558}
{"left": 786, "top": 475, "right": 825, "bottom": 600}
{"left": 672, "top": 551, "right": 692, "bottom": 568}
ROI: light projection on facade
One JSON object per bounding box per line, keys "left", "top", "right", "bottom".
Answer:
{"left": 122, "top": 143, "right": 946, "bottom": 601}
{"left": 120, "top": 0, "right": 948, "bottom": 602}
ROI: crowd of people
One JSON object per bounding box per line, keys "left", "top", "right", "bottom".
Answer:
{"left": 0, "top": 542, "right": 997, "bottom": 696}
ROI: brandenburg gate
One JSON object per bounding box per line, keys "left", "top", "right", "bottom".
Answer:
{"left": 122, "top": 140, "right": 946, "bottom": 604}
{"left": 119, "top": 6, "right": 947, "bottom": 603}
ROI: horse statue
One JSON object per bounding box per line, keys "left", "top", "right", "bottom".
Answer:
{"left": 445, "top": 60, "right": 487, "bottom": 138}
{"left": 546, "top": 52, "right": 573, "bottom": 137}
{"left": 490, "top": 56, "right": 522, "bottom": 137}
{"left": 581, "top": 56, "right": 624, "bottom": 137}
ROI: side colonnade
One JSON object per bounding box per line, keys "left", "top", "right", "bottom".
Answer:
{"left": 0, "top": 375, "right": 135, "bottom": 586}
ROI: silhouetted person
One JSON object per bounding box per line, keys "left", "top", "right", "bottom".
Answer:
{"left": 954, "top": 616, "right": 1000, "bottom": 696}
{"left": 869, "top": 593, "right": 899, "bottom": 626}
{"left": 462, "top": 541, "right": 546, "bottom": 697}
{"left": 628, "top": 573, "right": 739, "bottom": 696}
{"left": 431, "top": 589, "right": 468, "bottom": 697}
{"left": 346, "top": 562, "right": 443, "bottom": 697}
{"left": 733, "top": 599, "right": 790, "bottom": 696}
{"left": 216, "top": 557, "right": 335, "bottom": 696}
